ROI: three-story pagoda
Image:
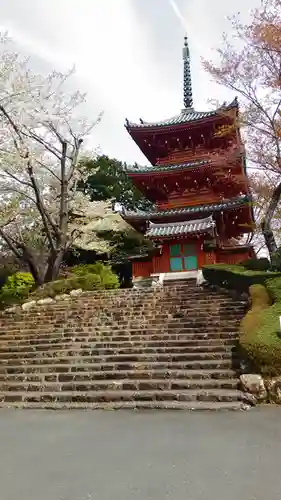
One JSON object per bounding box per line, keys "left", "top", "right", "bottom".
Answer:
{"left": 122, "top": 37, "right": 255, "bottom": 280}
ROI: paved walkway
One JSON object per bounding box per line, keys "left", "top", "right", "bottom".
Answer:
{"left": 0, "top": 407, "right": 280, "bottom": 500}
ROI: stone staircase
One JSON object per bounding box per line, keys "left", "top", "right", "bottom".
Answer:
{"left": 0, "top": 282, "right": 249, "bottom": 410}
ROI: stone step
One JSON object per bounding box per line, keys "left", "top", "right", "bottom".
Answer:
{"left": 0, "top": 338, "right": 237, "bottom": 350}
{"left": 60, "top": 291, "right": 240, "bottom": 300}
{"left": 0, "top": 332, "right": 239, "bottom": 344}
{"left": 0, "top": 400, "right": 248, "bottom": 411}
{"left": 0, "top": 350, "right": 238, "bottom": 362}
{"left": 0, "top": 316, "right": 243, "bottom": 329}
{"left": 0, "top": 324, "right": 242, "bottom": 336}
{"left": 0, "top": 324, "right": 241, "bottom": 337}
{"left": 7, "top": 302, "right": 245, "bottom": 311}
{"left": 0, "top": 368, "right": 239, "bottom": 382}
{"left": 0, "top": 378, "right": 239, "bottom": 392}
{"left": 0, "top": 388, "right": 245, "bottom": 404}
{"left": 1, "top": 296, "right": 241, "bottom": 309}
{"left": 1, "top": 301, "right": 245, "bottom": 314}
{"left": 0, "top": 344, "right": 236, "bottom": 355}
{"left": 0, "top": 282, "right": 246, "bottom": 411}
{"left": 6, "top": 302, "right": 245, "bottom": 310}
{"left": 19, "top": 287, "right": 234, "bottom": 297}
{"left": 1, "top": 359, "right": 237, "bottom": 373}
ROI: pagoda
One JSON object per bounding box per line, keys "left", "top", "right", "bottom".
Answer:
{"left": 122, "top": 37, "right": 255, "bottom": 280}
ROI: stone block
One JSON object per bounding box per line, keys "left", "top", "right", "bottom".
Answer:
{"left": 266, "top": 377, "right": 281, "bottom": 404}
{"left": 22, "top": 301, "right": 37, "bottom": 311}
{"left": 70, "top": 289, "right": 83, "bottom": 297}
{"left": 240, "top": 374, "right": 267, "bottom": 401}
{"left": 37, "top": 298, "right": 54, "bottom": 306}
{"left": 55, "top": 294, "right": 70, "bottom": 301}
{"left": 5, "top": 306, "right": 19, "bottom": 314}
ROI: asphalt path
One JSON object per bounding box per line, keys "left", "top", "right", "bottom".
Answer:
{"left": 0, "top": 407, "right": 280, "bottom": 500}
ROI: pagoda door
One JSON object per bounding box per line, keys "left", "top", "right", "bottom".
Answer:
{"left": 169, "top": 243, "right": 198, "bottom": 272}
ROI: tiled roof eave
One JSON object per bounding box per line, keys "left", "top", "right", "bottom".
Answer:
{"left": 148, "top": 228, "right": 213, "bottom": 239}
{"left": 125, "top": 98, "right": 238, "bottom": 131}
{"left": 123, "top": 195, "right": 250, "bottom": 221}
{"left": 126, "top": 159, "right": 211, "bottom": 174}
{"left": 125, "top": 113, "right": 217, "bottom": 131}
{"left": 146, "top": 216, "right": 216, "bottom": 238}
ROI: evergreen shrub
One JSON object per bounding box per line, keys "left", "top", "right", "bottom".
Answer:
{"left": 0, "top": 272, "right": 35, "bottom": 304}
{"left": 240, "top": 285, "right": 281, "bottom": 376}
{"left": 71, "top": 263, "right": 119, "bottom": 289}
{"left": 202, "top": 264, "right": 281, "bottom": 294}
{"left": 240, "top": 257, "right": 271, "bottom": 271}
{"left": 33, "top": 263, "right": 119, "bottom": 299}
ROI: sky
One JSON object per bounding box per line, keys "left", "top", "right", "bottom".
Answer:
{"left": 0, "top": 0, "right": 261, "bottom": 165}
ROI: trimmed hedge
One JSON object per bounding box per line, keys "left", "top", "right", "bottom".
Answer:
{"left": 203, "top": 264, "right": 281, "bottom": 375}
{"left": 241, "top": 301, "right": 281, "bottom": 376}
{"left": 240, "top": 285, "right": 272, "bottom": 373}
{"left": 265, "top": 277, "right": 281, "bottom": 302}
{"left": 202, "top": 264, "right": 281, "bottom": 294}
{"left": 240, "top": 257, "right": 271, "bottom": 271}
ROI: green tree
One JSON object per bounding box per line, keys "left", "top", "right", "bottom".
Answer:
{"left": 75, "top": 156, "right": 155, "bottom": 264}
{"left": 80, "top": 155, "right": 153, "bottom": 210}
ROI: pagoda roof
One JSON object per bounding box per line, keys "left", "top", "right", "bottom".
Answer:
{"left": 126, "top": 159, "right": 210, "bottom": 174}
{"left": 125, "top": 98, "right": 238, "bottom": 131}
{"left": 147, "top": 216, "right": 215, "bottom": 238}
{"left": 123, "top": 195, "right": 250, "bottom": 220}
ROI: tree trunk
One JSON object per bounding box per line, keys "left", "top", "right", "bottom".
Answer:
{"left": 261, "top": 181, "right": 281, "bottom": 258}
{"left": 26, "top": 258, "right": 44, "bottom": 287}
{"left": 43, "top": 249, "right": 65, "bottom": 283}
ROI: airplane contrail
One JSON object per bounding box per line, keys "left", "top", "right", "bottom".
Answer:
{"left": 168, "top": 0, "right": 189, "bottom": 33}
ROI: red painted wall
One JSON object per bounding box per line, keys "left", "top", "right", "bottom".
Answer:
{"left": 132, "top": 260, "right": 152, "bottom": 278}
{"left": 132, "top": 244, "right": 253, "bottom": 278}
{"left": 132, "top": 238, "right": 206, "bottom": 277}
{"left": 217, "top": 249, "right": 252, "bottom": 265}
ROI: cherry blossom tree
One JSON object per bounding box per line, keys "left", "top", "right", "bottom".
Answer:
{"left": 246, "top": 172, "right": 281, "bottom": 254}
{"left": 0, "top": 33, "right": 102, "bottom": 285}
{"left": 203, "top": 0, "right": 281, "bottom": 257}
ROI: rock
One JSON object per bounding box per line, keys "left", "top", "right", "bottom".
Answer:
{"left": 5, "top": 306, "right": 18, "bottom": 314}
{"left": 55, "top": 294, "right": 70, "bottom": 301}
{"left": 240, "top": 374, "right": 267, "bottom": 402}
{"left": 22, "top": 300, "right": 37, "bottom": 311}
{"left": 242, "top": 392, "right": 257, "bottom": 406}
{"left": 70, "top": 288, "right": 83, "bottom": 297}
{"left": 152, "top": 279, "right": 162, "bottom": 288}
{"left": 196, "top": 270, "right": 205, "bottom": 286}
{"left": 37, "top": 298, "right": 54, "bottom": 305}
{"left": 266, "top": 377, "right": 281, "bottom": 404}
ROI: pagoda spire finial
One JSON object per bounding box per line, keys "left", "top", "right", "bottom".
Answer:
{"left": 183, "top": 36, "right": 193, "bottom": 110}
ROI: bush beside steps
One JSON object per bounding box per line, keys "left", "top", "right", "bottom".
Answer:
{"left": 202, "top": 261, "right": 281, "bottom": 403}
{"left": 2, "top": 263, "right": 120, "bottom": 313}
